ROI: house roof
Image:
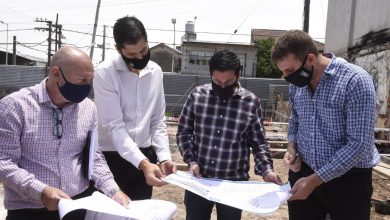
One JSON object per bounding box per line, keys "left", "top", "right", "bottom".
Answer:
{"left": 0, "top": 48, "right": 46, "bottom": 63}
{"left": 251, "top": 29, "right": 288, "bottom": 41}
{"left": 150, "top": 43, "right": 182, "bottom": 55}
{"left": 182, "top": 40, "right": 256, "bottom": 48}
{"left": 251, "top": 29, "right": 324, "bottom": 51}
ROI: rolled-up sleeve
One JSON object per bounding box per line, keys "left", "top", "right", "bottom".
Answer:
{"left": 287, "top": 85, "right": 299, "bottom": 143}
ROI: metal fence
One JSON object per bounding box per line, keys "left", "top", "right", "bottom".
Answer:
{"left": 0, "top": 66, "right": 289, "bottom": 119}
{"left": 163, "top": 73, "right": 289, "bottom": 118}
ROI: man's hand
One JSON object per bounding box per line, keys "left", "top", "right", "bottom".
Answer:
{"left": 283, "top": 142, "right": 301, "bottom": 172}
{"left": 139, "top": 159, "right": 166, "bottom": 187}
{"left": 159, "top": 160, "right": 177, "bottom": 176}
{"left": 111, "top": 190, "right": 131, "bottom": 209}
{"left": 41, "top": 186, "right": 71, "bottom": 211}
{"left": 189, "top": 163, "right": 201, "bottom": 178}
{"left": 289, "top": 173, "right": 323, "bottom": 201}
{"left": 263, "top": 171, "right": 283, "bottom": 185}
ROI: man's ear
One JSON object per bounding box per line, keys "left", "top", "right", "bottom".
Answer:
{"left": 50, "top": 66, "right": 60, "bottom": 79}
{"left": 308, "top": 53, "right": 317, "bottom": 64}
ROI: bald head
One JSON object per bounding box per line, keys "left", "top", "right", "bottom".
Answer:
{"left": 51, "top": 46, "right": 93, "bottom": 74}
{"left": 47, "top": 46, "right": 94, "bottom": 106}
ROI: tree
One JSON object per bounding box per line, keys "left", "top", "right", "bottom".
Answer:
{"left": 255, "top": 38, "right": 283, "bottom": 78}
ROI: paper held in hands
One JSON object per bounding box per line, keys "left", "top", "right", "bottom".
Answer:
{"left": 162, "top": 171, "right": 291, "bottom": 215}
{"left": 58, "top": 191, "right": 177, "bottom": 220}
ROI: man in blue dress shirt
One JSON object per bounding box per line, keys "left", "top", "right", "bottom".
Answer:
{"left": 271, "top": 30, "right": 380, "bottom": 220}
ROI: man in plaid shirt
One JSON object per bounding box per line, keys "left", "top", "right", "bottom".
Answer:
{"left": 177, "top": 50, "right": 282, "bottom": 220}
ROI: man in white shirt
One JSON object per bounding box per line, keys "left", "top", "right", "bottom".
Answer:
{"left": 93, "top": 16, "right": 176, "bottom": 200}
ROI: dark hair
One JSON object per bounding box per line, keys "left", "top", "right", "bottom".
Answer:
{"left": 113, "top": 16, "right": 147, "bottom": 49}
{"left": 271, "top": 30, "right": 319, "bottom": 63}
{"left": 209, "top": 50, "right": 241, "bottom": 76}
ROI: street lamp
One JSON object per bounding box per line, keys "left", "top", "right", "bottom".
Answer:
{"left": 0, "top": 20, "right": 8, "bottom": 65}
{"left": 171, "top": 18, "right": 176, "bottom": 72}
{"left": 171, "top": 18, "right": 176, "bottom": 48}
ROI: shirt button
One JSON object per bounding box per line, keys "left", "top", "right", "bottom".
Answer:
{"left": 211, "top": 161, "right": 215, "bottom": 164}
{"left": 214, "top": 146, "right": 217, "bottom": 149}
{"left": 217, "top": 130, "right": 220, "bottom": 134}
{"left": 220, "top": 115, "right": 223, "bottom": 118}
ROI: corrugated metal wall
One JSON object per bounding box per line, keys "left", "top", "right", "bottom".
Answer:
{"left": 0, "top": 66, "right": 46, "bottom": 88}
{"left": 0, "top": 67, "right": 289, "bottom": 119}
{"left": 163, "top": 73, "right": 289, "bottom": 117}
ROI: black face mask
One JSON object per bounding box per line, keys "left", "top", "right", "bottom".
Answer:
{"left": 121, "top": 49, "right": 151, "bottom": 70}
{"left": 211, "top": 80, "right": 237, "bottom": 100}
{"left": 284, "top": 56, "right": 313, "bottom": 87}
{"left": 57, "top": 68, "right": 91, "bottom": 103}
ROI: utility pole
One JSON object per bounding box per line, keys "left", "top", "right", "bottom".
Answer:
{"left": 47, "top": 21, "right": 52, "bottom": 67}
{"left": 303, "top": 0, "right": 310, "bottom": 33}
{"left": 12, "top": 36, "right": 16, "bottom": 65}
{"left": 58, "top": 24, "right": 62, "bottom": 48}
{"left": 35, "top": 18, "right": 54, "bottom": 67}
{"left": 101, "top": 25, "right": 106, "bottom": 62}
{"left": 35, "top": 18, "right": 62, "bottom": 69}
{"left": 55, "top": 13, "right": 59, "bottom": 52}
{"left": 0, "top": 20, "right": 8, "bottom": 65}
{"left": 90, "top": 0, "right": 101, "bottom": 59}
{"left": 171, "top": 18, "right": 176, "bottom": 72}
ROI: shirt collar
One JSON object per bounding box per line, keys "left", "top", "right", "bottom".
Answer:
{"left": 323, "top": 52, "right": 338, "bottom": 77}
{"left": 37, "top": 78, "right": 52, "bottom": 104}
{"left": 37, "top": 78, "right": 69, "bottom": 108}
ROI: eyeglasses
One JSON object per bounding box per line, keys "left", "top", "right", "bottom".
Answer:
{"left": 53, "top": 108, "right": 63, "bottom": 139}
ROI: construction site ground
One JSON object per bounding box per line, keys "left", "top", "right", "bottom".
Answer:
{"left": 0, "top": 124, "right": 389, "bottom": 219}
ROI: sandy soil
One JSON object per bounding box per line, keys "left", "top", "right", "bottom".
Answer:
{"left": 0, "top": 134, "right": 389, "bottom": 220}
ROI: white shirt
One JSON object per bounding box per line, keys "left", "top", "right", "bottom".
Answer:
{"left": 94, "top": 54, "right": 171, "bottom": 168}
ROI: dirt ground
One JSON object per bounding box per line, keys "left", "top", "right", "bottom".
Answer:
{"left": 0, "top": 137, "right": 389, "bottom": 220}
{"left": 153, "top": 143, "right": 390, "bottom": 219}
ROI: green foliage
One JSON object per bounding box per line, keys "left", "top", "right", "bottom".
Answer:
{"left": 165, "top": 112, "right": 174, "bottom": 117}
{"left": 255, "top": 38, "right": 283, "bottom": 78}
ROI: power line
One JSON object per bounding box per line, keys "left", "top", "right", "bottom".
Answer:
{"left": 227, "top": 0, "right": 263, "bottom": 42}
{"left": 0, "top": 28, "right": 35, "bottom": 32}
{"left": 17, "top": 42, "right": 48, "bottom": 53}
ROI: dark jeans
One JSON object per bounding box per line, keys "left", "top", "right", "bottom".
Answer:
{"left": 288, "top": 162, "right": 373, "bottom": 220}
{"left": 184, "top": 190, "right": 242, "bottom": 220}
{"left": 6, "top": 184, "right": 95, "bottom": 220}
{"left": 103, "top": 147, "right": 157, "bottom": 200}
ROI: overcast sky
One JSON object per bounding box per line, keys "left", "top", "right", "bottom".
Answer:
{"left": 0, "top": 0, "right": 328, "bottom": 64}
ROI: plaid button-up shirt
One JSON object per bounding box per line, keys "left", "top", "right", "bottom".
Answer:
{"left": 288, "top": 53, "right": 380, "bottom": 182}
{"left": 0, "top": 79, "right": 119, "bottom": 210}
{"left": 177, "top": 83, "right": 273, "bottom": 180}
